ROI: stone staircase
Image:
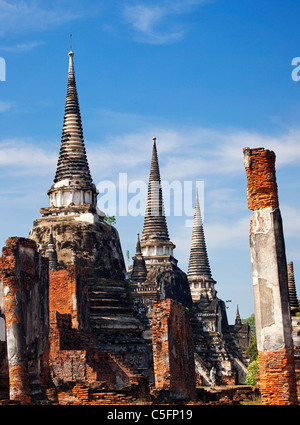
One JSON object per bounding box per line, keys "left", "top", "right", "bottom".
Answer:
{"left": 88, "top": 278, "right": 152, "bottom": 379}
{"left": 88, "top": 278, "right": 144, "bottom": 336}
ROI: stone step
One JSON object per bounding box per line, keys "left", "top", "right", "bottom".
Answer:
{"left": 89, "top": 315, "right": 143, "bottom": 333}
{"left": 89, "top": 286, "right": 127, "bottom": 294}
{"left": 89, "top": 290, "right": 128, "bottom": 299}
{"left": 89, "top": 294, "right": 132, "bottom": 305}
{"left": 89, "top": 305, "right": 134, "bottom": 315}
{"left": 88, "top": 279, "right": 127, "bottom": 288}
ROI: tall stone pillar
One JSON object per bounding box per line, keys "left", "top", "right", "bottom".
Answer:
{"left": 2, "top": 276, "right": 31, "bottom": 403}
{"left": 243, "top": 147, "right": 297, "bottom": 405}
{"left": 0, "top": 237, "right": 49, "bottom": 404}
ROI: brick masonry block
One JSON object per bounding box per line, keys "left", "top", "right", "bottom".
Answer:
{"left": 243, "top": 147, "right": 279, "bottom": 211}
{"left": 152, "top": 298, "right": 196, "bottom": 401}
{"left": 259, "top": 347, "right": 298, "bottom": 405}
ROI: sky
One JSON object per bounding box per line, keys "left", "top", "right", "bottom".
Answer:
{"left": 0, "top": 0, "right": 300, "bottom": 324}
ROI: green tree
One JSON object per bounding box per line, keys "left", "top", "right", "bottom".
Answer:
{"left": 242, "top": 313, "right": 258, "bottom": 362}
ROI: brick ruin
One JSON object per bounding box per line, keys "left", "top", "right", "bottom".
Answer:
{"left": 2, "top": 46, "right": 300, "bottom": 406}
{"left": 244, "top": 147, "right": 298, "bottom": 405}
{"left": 0, "top": 48, "right": 198, "bottom": 404}
{"left": 0, "top": 237, "right": 195, "bottom": 404}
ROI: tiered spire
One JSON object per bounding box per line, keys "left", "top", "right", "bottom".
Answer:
{"left": 44, "top": 226, "right": 58, "bottom": 270}
{"left": 141, "top": 137, "right": 170, "bottom": 242}
{"left": 287, "top": 261, "right": 300, "bottom": 315}
{"left": 187, "top": 189, "right": 216, "bottom": 301}
{"left": 54, "top": 49, "right": 92, "bottom": 184}
{"left": 235, "top": 305, "right": 242, "bottom": 327}
{"left": 45, "top": 47, "right": 99, "bottom": 218}
{"left": 187, "top": 189, "right": 212, "bottom": 279}
{"left": 131, "top": 233, "right": 148, "bottom": 282}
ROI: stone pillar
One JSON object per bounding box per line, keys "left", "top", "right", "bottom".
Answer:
{"left": 243, "top": 147, "right": 297, "bottom": 405}
{"left": 0, "top": 237, "right": 49, "bottom": 404}
{"left": 2, "top": 276, "right": 31, "bottom": 403}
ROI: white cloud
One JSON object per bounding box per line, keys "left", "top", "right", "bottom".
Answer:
{"left": 281, "top": 204, "right": 300, "bottom": 238}
{"left": 122, "top": 0, "right": 210, "bottom": 44}
{"left": 123, "top": 4, "right": 184, "bottom": 44}
{"left": 0, "top": 138, "right": 57, "bottom": 175}
{"left": 0, "top": 101, "right": 13, "bottom": 112}
{"left": 0, "top": 0, "right": 95, "bottom": 36}
{"left": 0, "top": 41, "right": 45, "bottom": 52}
{"left": 205, "top": 216, "right": 250, "bottom": 248}
{"left": 86, "top": 122, "right": 300, "bottom": 187}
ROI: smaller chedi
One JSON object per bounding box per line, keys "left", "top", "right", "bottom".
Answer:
{"left": 129, "top": 137, "right": 250, "bottom": 385}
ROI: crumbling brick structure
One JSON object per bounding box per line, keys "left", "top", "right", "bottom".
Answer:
{"left": 0, "top": 237, "right": 49, "bottom": 403}
{"left": 47, "top": 265, "right": 149, "bottom": 403}
{"left": 243, "top": 147, "right": 298, "bottom": 405}
{"left": 49, "top": 266, "right": 89, "bottom": 330}
{"left": 152, "top": 298, "right": 197, "bottom": 401}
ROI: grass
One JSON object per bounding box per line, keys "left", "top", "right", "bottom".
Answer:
{"left": 240, "top": 397, "right": 262, "bottom": 405}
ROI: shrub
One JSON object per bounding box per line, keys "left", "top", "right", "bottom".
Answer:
{"left": 245, "top": 359, "right": 259, "bottom": 388}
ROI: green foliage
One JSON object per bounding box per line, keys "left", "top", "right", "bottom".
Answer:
{"left": 243, "top": 313, "right": 258, "bottom": 362}
{"left": 185, "top": 307, "right": 190, "bottom": 315}
{"left": 242, "top": 313, "right": 255, "bottom": 332}
{"left": 103, "top": 215, "right": 116, "bottom": 225}
{"left": 126, "top": 249, "right": 130, "bottom": 261}
{"left": 245, "top": 359, "right": 260, "bottom": 388}
{"left": 296, "top": 300, "right": 300, "bottom": 317}
{"left": 246, "top": 330, "right": 258, "bottom": 362}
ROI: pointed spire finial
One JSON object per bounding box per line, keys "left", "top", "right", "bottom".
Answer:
{"left": 141, "top": 136, "right": 170, "bottom": 242}
{"left": 187, "top": 188, "right": 212, "bottom": 279}
{"left": 235, "top": 305, "right": 242, "bottom": 326}
{"left": 53, "top": 45, "right": 93, "bottom": 184}
{"left": 45, "top": 226, "right": 58, "bottom": 270}
{"left": 131, "top": 233, "right": 147, "bottom": 282}
{"left": 70, "top": 33, "right": 73, "bottom": 52}
{"left": 287, "top": 261, "right": 300, "bottom": 315}
{"left": 136, "top": 233, "right": 142, "bottom": 254}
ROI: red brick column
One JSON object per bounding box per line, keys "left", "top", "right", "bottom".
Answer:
{"left": 259, "top": 347, "right": 296, "bottom": 404}
{"left": 152, "top": 298, "right": 196, "bottom": 401}
{"left": 243, "top": 147, "right": 298, "bottom": 405}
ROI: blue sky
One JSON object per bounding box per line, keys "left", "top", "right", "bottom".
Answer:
{"left": 1, "top": 0, "right": 300, "bottom": 323}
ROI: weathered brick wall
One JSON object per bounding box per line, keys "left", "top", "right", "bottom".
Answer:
{"left": 49, "top": 266, "right": 89, "bottom": 330}
{"left": 152, "top": 298, "right": 196, "bottom": 401}
{"left": 259, "top": 347, "right": 297, "bottom": 405}
{"left": 294, "top": 355, "right": 300, "bottom": 398}
{"left": 0, "top": 237, "right": 49, "bottom": 403}
{"left": 243, "top": 147, "right": 278, "bottom": 211}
